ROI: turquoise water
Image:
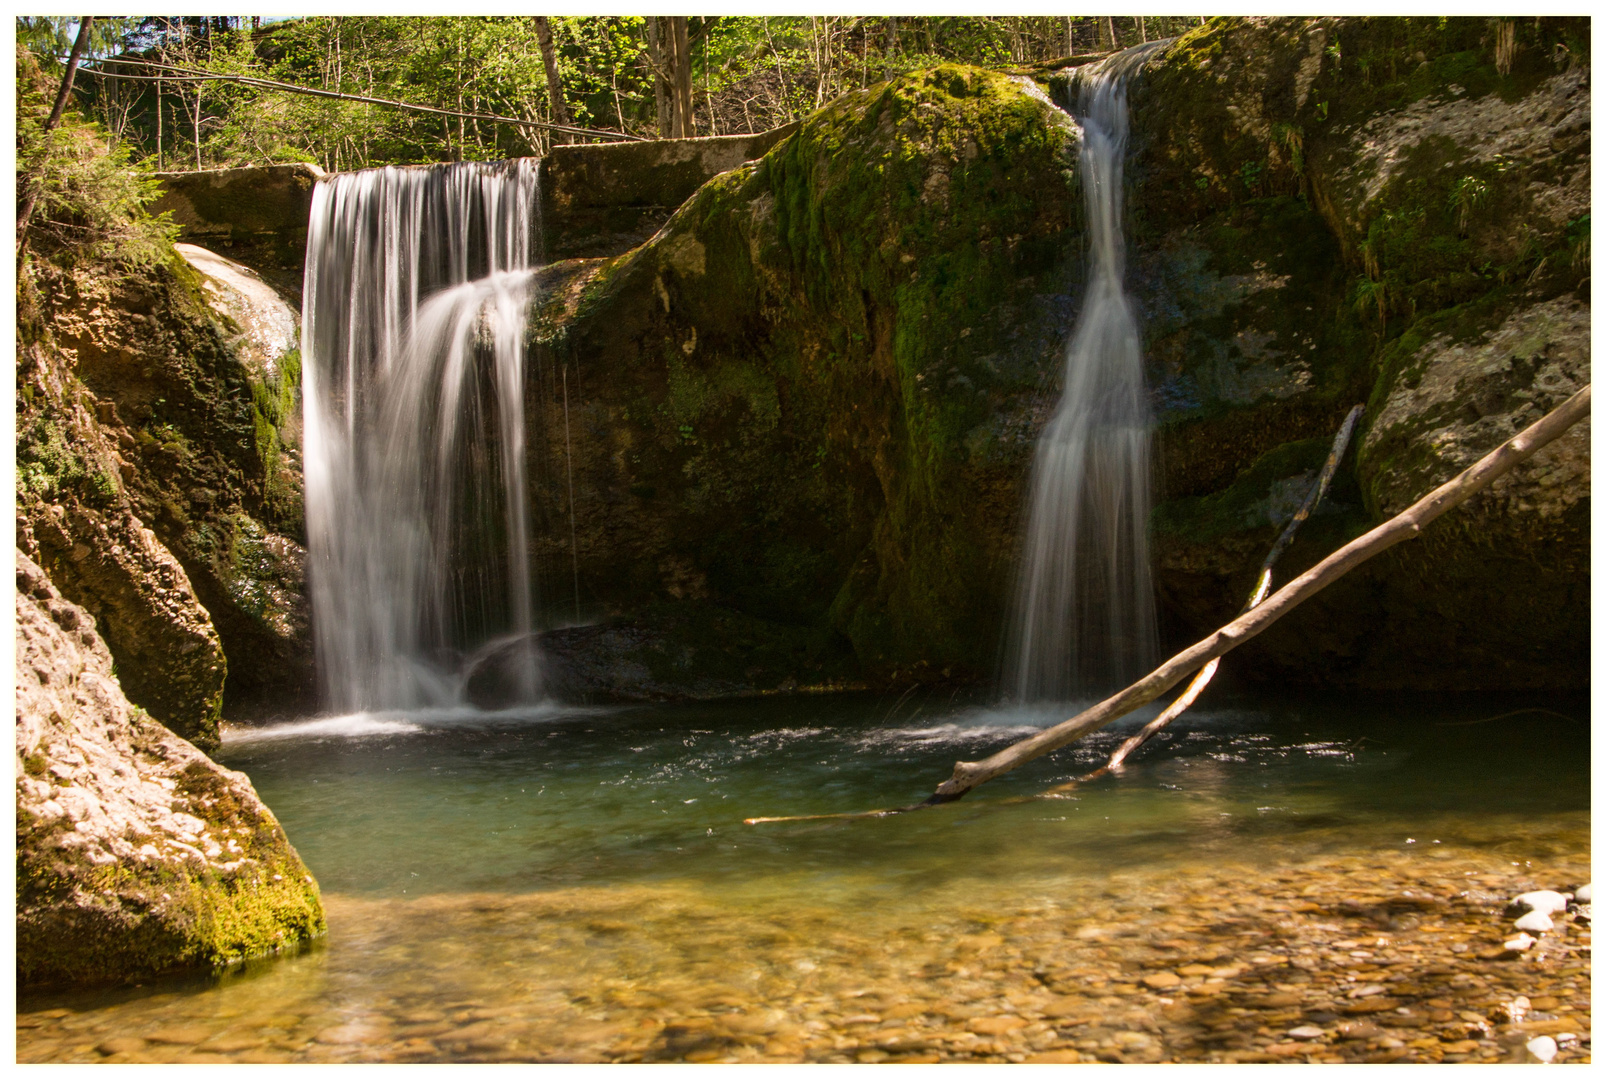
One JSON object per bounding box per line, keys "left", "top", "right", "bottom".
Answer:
{"left": 17, "top": 690, "right": 1590, "bottom": 1063}
{"left": 221, "top": 690, "right": 1588, "bottom": 898}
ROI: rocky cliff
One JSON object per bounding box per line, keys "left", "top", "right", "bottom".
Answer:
{"left": 530, "top": 17, "right": 1588, "bottom": 696}
{"left": 1125, "top": 15, "right": 1590, "bottom": 687}
{"left": 15, "top": 551, "right": 324, "bottom": 990}
{"left": 18, "top": 235, "right": 314, "bottom": 730}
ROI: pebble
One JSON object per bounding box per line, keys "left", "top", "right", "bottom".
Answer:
{"left": 15, "top": 847, "right": 1592, "bottom": 1065}
{"left": 1514, "top": 910, "right": 1554, "bottom": 934}
{"left": 1509, "top": 891, "right": 1569, "bottom": 917}
{"left": 1501, "top": 933, "right": 1536, "bottom": 953}
{"left": 1574, "top": 884, "right": 1591, "bottom": 904}
{"left": 1525, "top": 1035, "right": 1558, "bottom": 1064}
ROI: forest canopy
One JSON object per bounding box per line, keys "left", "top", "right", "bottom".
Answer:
{"left": 18, "top": 15, "right": 1210, "bottom": 172}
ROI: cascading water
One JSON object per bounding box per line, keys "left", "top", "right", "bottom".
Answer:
{"left": 1004, "top": 43, "right": 1167, "bottom": 702}
{"left": 301, "top": 160, "right": 544, "bottom": 713}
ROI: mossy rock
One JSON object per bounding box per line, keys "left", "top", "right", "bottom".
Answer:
{"left": 16, "top": 551, "right": 324, "bottom": 990}
{"left": 534, "top": 65, "right": 1084, "bottom": 686}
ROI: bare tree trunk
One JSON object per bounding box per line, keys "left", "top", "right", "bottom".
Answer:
{"left": 1056, "top": 405, "right": 1365, "bottom": 789}
{"left": 1064, "top": 16, "right": 1074, "bottom": 55}
{"left": 534, "top": 16, "right": 572, "bottom": 144}
{"left": 1139, "top": 16, "right": 1148, "bottom": 43}
{"left": 926, "top": 385, "right": 1592, "bottom": 803}
{"left": 18, "top": 16, "right": 95, "bottom": 252}
{"left": 885, "top": 16, "right": 898, "bottom": 79}
{"left": 671, "top": 16, "right": 694, "bottom": 137}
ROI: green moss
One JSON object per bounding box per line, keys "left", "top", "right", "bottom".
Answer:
{"left": 1154, "top": 439, "right": 1330, "bottom": 545}
{"left": 17, "top": 416, "right": 86, "bottom": 498}
{"left": 16, "top": 742, "right": 324, "bottom": 990}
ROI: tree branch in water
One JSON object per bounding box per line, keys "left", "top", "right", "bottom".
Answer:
{"left": 928, "top": 385, "right": 1590, "bottom": 804}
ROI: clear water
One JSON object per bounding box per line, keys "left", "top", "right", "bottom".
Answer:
{"left": 16, "top": 692, "right": 1590, "bottom": 1063}
{"left": 219, "top": 691, "right": 1588, "bottom": 899}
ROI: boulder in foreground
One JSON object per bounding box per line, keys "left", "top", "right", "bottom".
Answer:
{"left": 15, "top": 551, "right": 324, "bottom": 991}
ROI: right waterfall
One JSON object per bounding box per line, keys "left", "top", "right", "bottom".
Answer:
{"left": 1004, "top": 43, "right": 1167, "bottom": 702}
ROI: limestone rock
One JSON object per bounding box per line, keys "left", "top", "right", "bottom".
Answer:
{"left": 1509, "top": 890, "right": 1571, "bottom": 917}
{"left": 1514, "top": 910, "right": 1554, "bottom": 934}
{"left": 175, "top": 243, "right": 300, "bottom": 384}
{"left": 18, "top": 239, "right": 314, "bottom": 719}
{"left": 15, "top": 551, "right": 324, "bottom": 990}
{"left": 19, "top": 491, "right": 225, "bottom": 749}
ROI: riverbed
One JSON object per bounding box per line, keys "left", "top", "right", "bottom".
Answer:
{"left": 16, "top": 690, "right": 1591, "bottom": 1063}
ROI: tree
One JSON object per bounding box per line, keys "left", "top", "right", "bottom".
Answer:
{"left": 17, "top": 16, "right": 94, "bottom": 252}
{"left": 533, "top": 17, "right": 573, "bottom": 144}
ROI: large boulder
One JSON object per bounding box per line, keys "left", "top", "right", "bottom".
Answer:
{"left": 15, "top": 551, "right": 324, "bottom": 990}
{"left": 532, "top": 65, "right": 1085, "bottom": 689}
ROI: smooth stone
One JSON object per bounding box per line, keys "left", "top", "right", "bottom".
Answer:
{"left": 1287, "top": 1026, "right": 1326, "bottom": 1040}
{"left": 97, "top": 1037, "right": 148, "bottom": 1055}
{"left": 1509, "top": 891, "right": 1569, "bottom": 917}
{"left": 145, "top": 1026, "right": 215, "bottom": 1045}
{"left": 1573, "top": 884, "right": 1591, "bottom": 904}
{"left": 1141, "top": 972, "right": 1181, "bottom": 990}
{"left": 968, "top": 1016, "right": 1027, "bottom": 1036}
{"left": 1525, "top": 1035, "right": 1558, "bottom": 1063}
{"left": 1514, "top": 911, "right": 1553, "bottom": 933}
{"left": 1501, "top": 933, "right": 1537, "bottom": 953}
{"left": 1025, "top": 1050, "right": 1081, "bottom": 1063}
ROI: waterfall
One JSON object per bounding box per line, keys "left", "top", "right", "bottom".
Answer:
{"left": 1005, "top": 44, "right": 1166, "bottom": 702}
{"left": 301, "top": 160, "right": 543, "bottom": 713}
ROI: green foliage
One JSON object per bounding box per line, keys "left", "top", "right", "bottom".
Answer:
{"left": 15, "top": 46, "right": 177, "bottom": 266}
{"left": 55, "top": 15, "right": 1209, "bottom": 174}
{"left": 17, "top": 416, "right": 86, "bottom": 498}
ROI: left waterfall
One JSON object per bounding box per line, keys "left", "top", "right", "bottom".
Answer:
{"left": 301, "top": 161, "right": 543, "bottom": 713}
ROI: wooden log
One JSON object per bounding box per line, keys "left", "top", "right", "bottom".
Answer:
{"left": 1056, "top": 403, "right": 1365, "bottom": 788}
{"left": 929, "top": 385, "right": 1590, "bottom": 803}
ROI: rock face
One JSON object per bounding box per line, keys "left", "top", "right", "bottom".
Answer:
{"left": 542, "top": 127, "right": 799, "bottom": 260}
{"left": 1119, "top": 15, "right": 1590, "bottom": 688}
{"left": 15, "top": 551, "right": 324, "bottom": 991}
{"left": 530, "top": 20, "right": 1587, "bottom": 696}
{"left": 150, "top": 163, "right": 324, "bottom": 305}
{"left": 532, "top": 66, "right": 1085, "bottom": 689}
{"left": 18, "top": 241, "right": 314, "bottom": 725}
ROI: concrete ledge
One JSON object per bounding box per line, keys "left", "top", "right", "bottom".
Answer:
{"left": 152, "top": 163, "right": 325, "bottom": 302}
{"left": 146, "top": 127, "right": 800, "bottom": 288}
{"left": 541, "top": 126, "right": 799, "bottom": 260}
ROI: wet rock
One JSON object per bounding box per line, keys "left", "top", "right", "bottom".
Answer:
{"left": 1509, "top": 891, "right": 1570, "bottom": 918}
{"left": 1525, "top": 1035, "right": 1558, "bottom": 1063}
{"left": 1514, "top": 911, "right": 1554, "bottom": 934}
{"left": 1287, "top": 1026, "right": 1326, "bottom": 1040}
{"left": 1573, "top": 884, "right": 1591, "bottom": 904}
{"left": 1501, "top": 934, "right": 1537, "bottom": 954}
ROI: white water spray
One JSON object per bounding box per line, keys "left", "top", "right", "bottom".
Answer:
{"left": 1005, "top": 45, "right": 1165, "bottom": 702}
{"left": 301, "top": 160, "right": 543, "bottom": 712}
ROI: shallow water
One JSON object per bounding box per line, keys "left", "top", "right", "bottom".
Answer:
{"left": 17, "top": 691, "right": 1591, "bottom": 1063}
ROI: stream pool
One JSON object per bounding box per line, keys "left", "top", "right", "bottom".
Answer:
{"left": 16, "top": 690, "right": 1592, "bottom": 1063}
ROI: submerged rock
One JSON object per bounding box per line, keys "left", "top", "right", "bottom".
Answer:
{"left": 1514, "top": 910, "right": 1554, "bottom": 934}
{"left": 1509, "top": 890, "right": 1570, "bottom": 917}
{"left": 15, "top": 551, "right": 324, "bottom": 990}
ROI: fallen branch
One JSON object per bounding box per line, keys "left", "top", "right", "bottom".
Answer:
{"left": 1049, "top": 403, "right": 1364, "bottom": 790}
{"left": 76, "top": 55, "right": 644, "bottom": 144}
{"left": 929, "top": 384, "right": 1590, "bottom": 803}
